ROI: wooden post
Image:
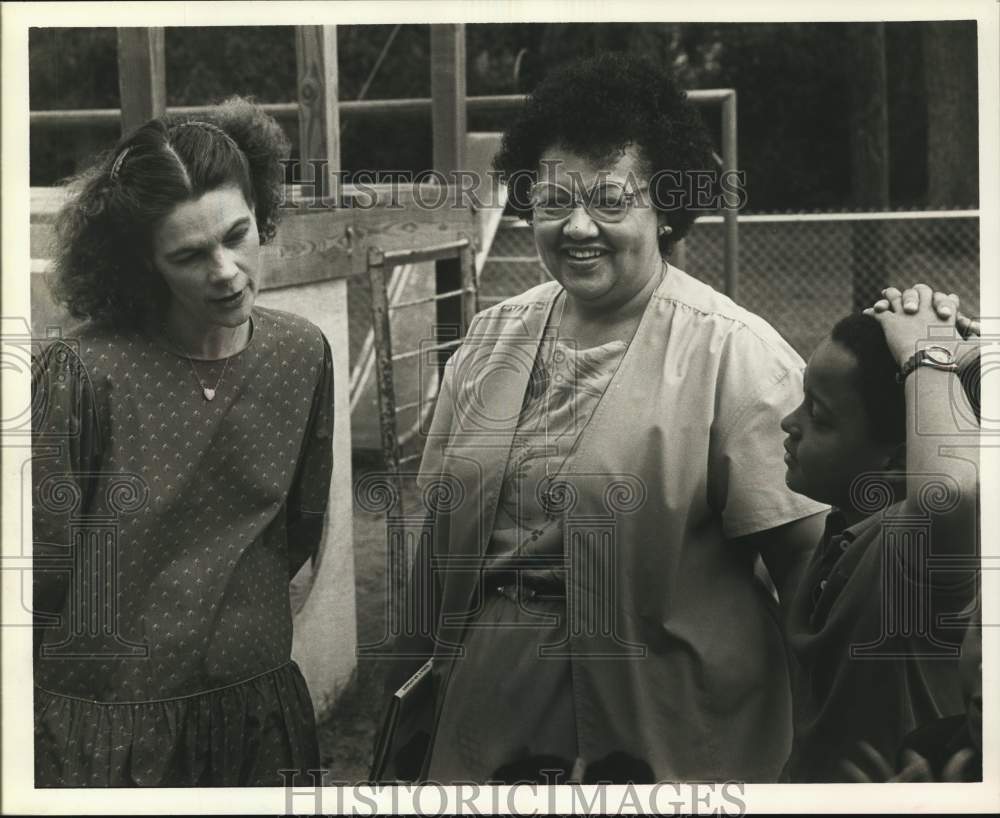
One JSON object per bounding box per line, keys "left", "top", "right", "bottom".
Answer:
{"left": 296, "top": 26, "right": 341, "bottom": 203}
{"left": 430, "top": 24, "right": 467, "bottom": 372}
{"left": 116, "top": 28, "right": 166, "bottom": 136}
{"left": 459, "top": 236, "right": 478, "bottom": 330}
{"left": 430, "top": 24, "right": 467, "bottom": 174}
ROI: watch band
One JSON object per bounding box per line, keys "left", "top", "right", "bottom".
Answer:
{"left": 897, "top": 346, "right": 959, "bottom": 383}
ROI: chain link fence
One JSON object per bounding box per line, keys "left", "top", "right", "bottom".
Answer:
{"left": 477, "top": 211, "right": 980, "bottom": 360}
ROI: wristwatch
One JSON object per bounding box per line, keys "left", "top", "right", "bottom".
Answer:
{"left": 896, "top": 345, "right": 959, "bottom": 383}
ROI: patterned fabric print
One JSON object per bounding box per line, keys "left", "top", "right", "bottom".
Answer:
{"left": 34, "top": 661, "right": 319, "bottom": 787}
{"left": 493, "top": 335, "right": 628, "bottom": 537}
{"left": 31, "top": 307, "right": 333, "bottom": 786}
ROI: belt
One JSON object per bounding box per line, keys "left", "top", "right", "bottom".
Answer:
{"left": 487, "top": 569, "right": 566, "bottom": 602}
{"left": 494, "top": 583, "right": 567, "bottom": 603}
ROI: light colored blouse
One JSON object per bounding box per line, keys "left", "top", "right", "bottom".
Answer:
{"left": 489, "top": 326, "right": 628, "bottom": 572}
{"left": 418, "top": 265, "right": 828, "bottom": 781}
{"left": 425, "top": 327, "right": 629, "bottom": 781}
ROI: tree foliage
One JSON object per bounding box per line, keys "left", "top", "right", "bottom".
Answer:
{"left": 28, "top": 22, "right": 977, "bottom": 210}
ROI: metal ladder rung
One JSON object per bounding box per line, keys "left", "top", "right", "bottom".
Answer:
{"left": 390, "top": 339, "right": 461, "bottom": 363}
{"left": 395, "top": 397, "right": 429, "bottom": 414}
{"left": 374, "top": 238, "right": 472, "bottom": 267}
{"left": 389, "top": 287, "right": 473, "bottom": 311}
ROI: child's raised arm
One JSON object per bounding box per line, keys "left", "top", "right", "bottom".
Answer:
{"left": 872, "top": 283, "right": 978, "bottom": 554}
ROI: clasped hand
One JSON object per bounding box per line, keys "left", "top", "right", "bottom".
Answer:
{"left": 863, "top": 283, "right": 978, "bottom": 367}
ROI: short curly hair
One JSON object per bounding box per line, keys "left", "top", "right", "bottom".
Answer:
{"left": 50, "top": 96, "right": 291, "bottom": 328}
{"left": 493, "top": 53, "right": 717, "bottom": 255}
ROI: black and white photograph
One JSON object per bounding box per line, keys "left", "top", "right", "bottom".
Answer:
{"left": 2, "top": 1, "right": 997, "bottom": 814}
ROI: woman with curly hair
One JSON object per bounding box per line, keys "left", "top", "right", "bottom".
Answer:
{"left": 32, "top": 97, "right": 333, "bottom": 787}
{"left": 385, "top": 53, "right": 829, "bottom": 783}
{"left": 384, "top": 54, "right": 836, "bottom": 781}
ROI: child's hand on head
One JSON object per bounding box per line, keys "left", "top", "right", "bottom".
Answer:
{"left": 865, "top": 283, "right": 961, "bottom": 367}
{"left": 865, "top": 284, "right": 980, "bottom": 338}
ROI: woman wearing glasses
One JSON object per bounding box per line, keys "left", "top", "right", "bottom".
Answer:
{"left": 395, "top": 54, "right": 827, "bottom": 782}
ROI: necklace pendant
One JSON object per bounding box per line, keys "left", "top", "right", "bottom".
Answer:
{"left": 203, "top": 387, "right": 216, "bottom": 401}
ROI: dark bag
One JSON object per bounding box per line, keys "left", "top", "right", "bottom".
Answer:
{"left": 369, "top": 659, "right": 435, "bottom": 782}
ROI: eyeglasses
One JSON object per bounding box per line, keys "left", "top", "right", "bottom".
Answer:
{"left": 528, "top": 181, "right": 648, "bottom": 223}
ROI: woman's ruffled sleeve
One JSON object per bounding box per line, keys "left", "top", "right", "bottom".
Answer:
{"left": 31, "top": 340, "right": 103, "bottom": 621}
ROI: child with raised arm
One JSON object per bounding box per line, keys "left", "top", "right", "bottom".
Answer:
{"left": 779, "top": 284, "right": 979, "bottom": 782}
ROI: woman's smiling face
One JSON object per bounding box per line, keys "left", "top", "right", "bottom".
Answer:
{"left": 533, "top": 144, "right": 665, "bottom": 312}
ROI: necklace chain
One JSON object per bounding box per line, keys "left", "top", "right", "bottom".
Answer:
{"left": 537, "top": 264, "right": 663, "bottom": 512}
{"left": 184, "top": 355, "right": 230, "bottom": 401}
{"left": 163, "top": 320, "right": 249, "bottom": 401}
{"left": 541, "top": 296, "right": 569, "bottom": 514}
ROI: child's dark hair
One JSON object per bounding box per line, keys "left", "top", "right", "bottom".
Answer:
{"left": 50, "top": 96, "right": 290, "bottom": 329}
{"left": 830, "top": 313, "right": 906, "bottom": 446}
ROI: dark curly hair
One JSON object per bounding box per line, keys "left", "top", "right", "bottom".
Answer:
{"left": 492, "top": 53, "right": 717, "bottom": 255}
{"left": 50, "top": 96, "right": 291, "bottom": 328}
